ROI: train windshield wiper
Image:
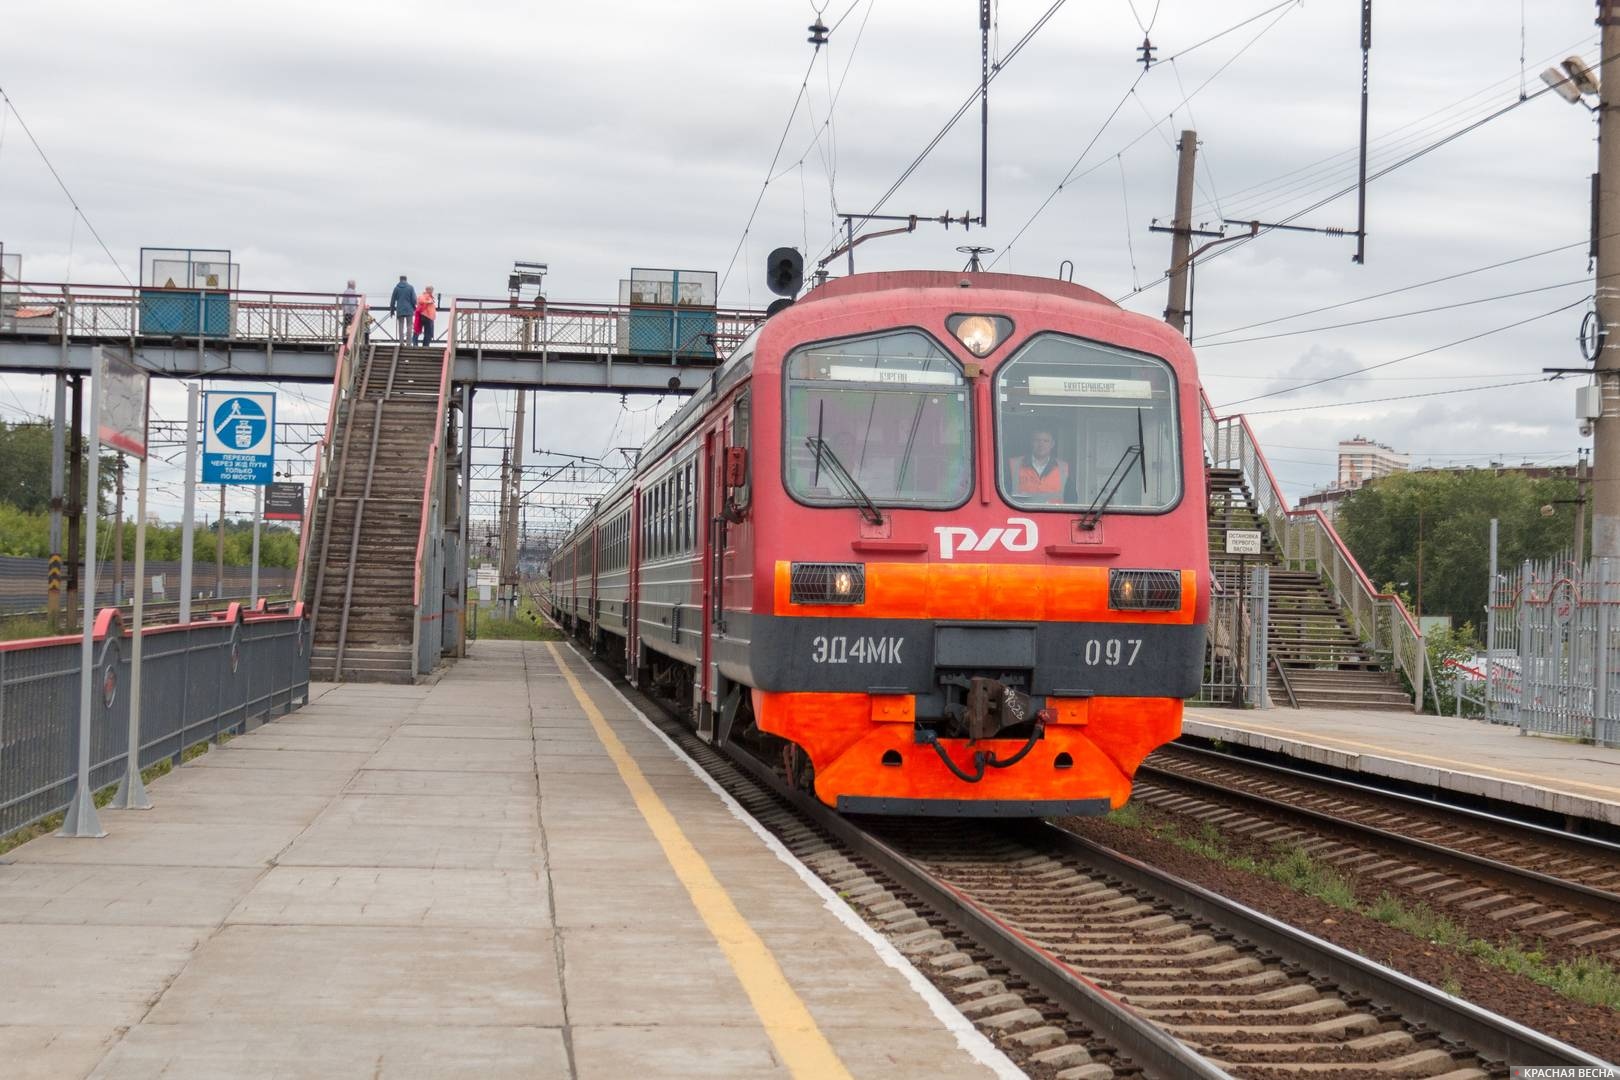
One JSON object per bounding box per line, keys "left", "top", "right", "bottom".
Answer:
{"left": 806, "top": 435, "right": 883, "bottom": 524}
{"left": 1077, "top": 411, "right": 1147, "bottom": 531}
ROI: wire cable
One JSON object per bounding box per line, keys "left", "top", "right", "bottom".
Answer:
{"left": 717, "top": 49, "right": 823, "bottom": 297}
{"left": 0, "top": 85, "right": 134, "bottom": 285}
{"left": 1196, "top": 278, "right": 1590, "bottom": 347}
{"left": 1215, "top": 296, "right": 1587, "bottom": 408}
{"left": 1241, "top": 376, "right": 1552, "bottom": 416}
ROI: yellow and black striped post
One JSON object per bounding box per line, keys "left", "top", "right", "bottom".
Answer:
{"left": 46, "top": 552, "right": 63, "bottom": 630}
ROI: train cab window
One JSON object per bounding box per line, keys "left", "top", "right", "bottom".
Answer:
{"left": 731, "top": 392, "right": 752, "bottom": 509}
{"left": 784, "top": 330, "right": 971, "bottom": 509}
{"left": 995, "top": 334, "right": 1181, "bottom": 513}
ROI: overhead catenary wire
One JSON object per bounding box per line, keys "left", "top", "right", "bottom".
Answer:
{"left": 1195, "top": 278, "right": 1591, "bottom": 347}
{"left": 1197, "top": 237, "right": 1591, "bottom": 340}
{"left": 1215, "top": 296, "right": 1588, "bottom": 409}
{"left": 1240, "top": 376, "right": 1553, "bottom": 416}
{"left": 0, "top": 84, "right": 134, "bottom": 286}
{"left": 993, "top": 0, "right": 1301, "bottom": 268}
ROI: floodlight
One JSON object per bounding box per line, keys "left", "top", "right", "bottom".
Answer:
{"left": 1543, "top": 67, "right": 1584, "bottom": 105}
{"left": 1563, "top": 55, "right": 1599, "bottom": 97}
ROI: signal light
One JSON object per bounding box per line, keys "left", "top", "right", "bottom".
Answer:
{"left": 767, "top": 247, "right": 804, "bottom": 297}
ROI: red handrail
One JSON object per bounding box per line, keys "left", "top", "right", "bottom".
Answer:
{"left": 413, "top": 307, "right": 457, "bottom": 609}
{"left": 291, "top": 298, "right": 368, "bottom": 600}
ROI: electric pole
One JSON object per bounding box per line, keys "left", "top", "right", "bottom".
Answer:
{"left": 505, "top": 391, "right": 526, "bottom": 615}
{"left": 1163, "top": 129, "right": 1198, "bottom": 334}
{"left": 1594, "top": 1, "right": 1620, "bottom": 558}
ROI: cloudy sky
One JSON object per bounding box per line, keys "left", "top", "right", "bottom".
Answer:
{"left": 0, "top": 0, "right": 1605, "bottom": 531}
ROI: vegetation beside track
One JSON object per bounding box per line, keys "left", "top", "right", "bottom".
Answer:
{"left": 470, "top": 599, "right": 563, "bottom": 642}
{"left": 1102, "top": 803, "right": 1620, "bottom": 1011}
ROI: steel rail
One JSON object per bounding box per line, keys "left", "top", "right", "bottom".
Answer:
{"left": 715, "top": 746, "right": 1236, "bottom": 1080}
{"left": 1138, "top": 754, "right": 1620, "bottom": 919}
{"left": 1036, "top": 822, "right": 1614, "bottom": 1071}
{"left": 1167, "top": 740, "right": 1620, "bottom": 856}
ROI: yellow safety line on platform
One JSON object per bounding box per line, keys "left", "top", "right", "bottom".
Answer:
{"left": 544, "top": 643, "right": 853, "bottom": 1080}
{"left": 1185, "top": 712, "right": 1620, "bottom": 800}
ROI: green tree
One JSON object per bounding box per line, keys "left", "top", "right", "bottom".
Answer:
{"left": 1336, "top": 470, "right": 1581, "bottom": 626}
{"left": 0, "top": 420, "right": 122, "bottom": 514}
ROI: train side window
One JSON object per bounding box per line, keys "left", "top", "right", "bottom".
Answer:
{"left": 731, "top": 391, "right": 751, "bottom": 509}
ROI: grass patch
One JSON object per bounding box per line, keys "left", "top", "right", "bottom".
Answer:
{"left": 1102, "top": 801, "right": 1620, "bottom": 1010}
{"left": 0, "top": 731, "right": 254, "bottom": 856}
{"left": 471, "top": 600, "right": 564, "bottom": 642}
{"left": 0, "top": 751, "right": 185, "bottom": 857}
{"left": 0, "top": 615, "right": 59, "bottom": 642}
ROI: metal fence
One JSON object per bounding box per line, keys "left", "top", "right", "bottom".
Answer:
{"left": 1486, "top": 557, "right": 1620, "bottom": 747}
{"left": 1197, "top": 565, "right": 1271, "bottom": 708}
{"left": 1203, "top": 394, "right": 1424, "bottom": 707}
{"left": 0, "top": 604, "right": 311, "bottom": 838}
{"left": 452, "top": 297, "right": 766, "bottom": 360}
{"left": 0, "top": 555, "right": 292, "bottom": 614}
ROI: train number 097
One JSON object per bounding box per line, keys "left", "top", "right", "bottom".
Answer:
{"left": 1082, "top": 638, "right": 1142, "bottom": 667}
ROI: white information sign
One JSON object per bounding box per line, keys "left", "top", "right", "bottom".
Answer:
{"left": 826, "top": 365, "right": 959, "bottom": 386}
{"left": 202, "top": 391, "right": 276, "bottom": 485}
{"left": 1028, "top": 376, "right": 1152, "bottom": 399}
{"left": 97, "top": 351, "right": 150, "bottom": 459}
{"left": 1225, "top": 529, "right": 1263, "bottom": 556}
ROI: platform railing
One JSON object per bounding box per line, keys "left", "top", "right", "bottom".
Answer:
{"left": 452, "top": 296, "right": 767, "bottom": 360}
{"left": 292, "top": 298, "right": 368, "bottom": 603}
{"left": 1202, "top": 392, "right": 1425, "bottom": 709}
{"left": 0, "top": 280, "right": 355, "bottom": 345}
{"left": 0, "top": 603, "right": 310, "bottom": 841}
{"left": 411, "top": 306, "right": 458, "bottom": 676}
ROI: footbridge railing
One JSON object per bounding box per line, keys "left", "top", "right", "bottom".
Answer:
{"left": 452, "top": 297, "right": 767, "bottom": 361}
{"left": 0, "top": 603, "right": 310, "bottom": 841}
{"left": 0, "top": 280, "right": 355, "bottom": 346}
{"left": 412, "top": 306, "right": 459, "bottom": 677}
{"left": 293, "top": 298, "right": 369, "bottom": 603}
{"left": 1203, "top": 393, "right": 1426, "bottom": 709}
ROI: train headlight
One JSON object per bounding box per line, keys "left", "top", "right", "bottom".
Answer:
{"left": 1108, "top": 569, "right": 1181, "bottom": 611}
{"left": 790, "top": 562, "right": 866, "bottom": 605}
{"left": 947, "top": 313, "right": 1012, "bottom": 357}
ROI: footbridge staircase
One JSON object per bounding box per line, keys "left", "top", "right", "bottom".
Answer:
{"left": 1202, "top": 397, "right": 1423, "bottom": 711}
{"left": 294, "top": 304, "right": 464, "bottom": 683}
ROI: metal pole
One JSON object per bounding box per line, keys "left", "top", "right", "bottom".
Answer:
{"left": 1576, "top": 451, "right": 1589, "bottom": 567}
{"left": 112, "top": 443, "right": 152, "bottom": 811}
{"left": 61, "top": 354, "right": 106, "bottom": 838}
{"left": 66, "top": 375, "right": 83, "bottom": 626}
{"left": 979, "top": 0, "right": 990, "bottom": 227}
{"left": 113, "top": 453, "right": 125, "bottom": 607}
{"left": 1354, "top": 0, "right": 1371, "bottom": 264}
{"left": 217, "top": 485, "right": 226, "bottom": 599}
{"left": 179, "top": 384, "right": 197, "bottom": 622}
{"left": 459, "top": 384, "right": 474, "bottom": 656}
{"left": 846, "top": 219, "right": 856, "bottom": 276}
{"left": 1163, "top": 130, "right": 1197, "bottom": 333}
{"left": 1593, "top": 1, "right": 1620, "bottom": 559}
{"left": 250, "top": 484, "right": 262, "bottom": 606}
{"left": 1486, "top": 518, "right": 1499, "bottom": 719}
{"left": 48, "top": 373, "right": 66, "bottom": 629}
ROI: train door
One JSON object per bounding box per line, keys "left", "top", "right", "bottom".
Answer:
{"left": 698, "top": 429, "right": 721, "bottom": 738}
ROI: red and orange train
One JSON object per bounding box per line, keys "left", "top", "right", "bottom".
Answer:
{"left": 551, "top": 270, "right": 1207, "bottom": 815}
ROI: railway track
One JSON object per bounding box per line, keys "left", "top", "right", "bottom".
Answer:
{"left": 1133, "top": 744, "right": 1620, "bottom": 959}
{"left": 576, "top": 644, "right": 1613, "bottom": 1079}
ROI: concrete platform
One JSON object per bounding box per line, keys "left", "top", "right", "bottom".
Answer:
{"left": 1183, "top": 705, "right": 1620, "bottom": 827}
{"left": 0, "top": 642, "right": 1016, "bottom": 1080}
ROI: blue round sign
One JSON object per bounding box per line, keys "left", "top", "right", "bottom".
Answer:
{"left": 212, "top": 397, "right": 268, "bottom": 451}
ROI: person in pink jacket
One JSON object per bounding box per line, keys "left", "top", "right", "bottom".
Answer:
{"left": 414, "top": 286, "right": 437, "bottom": 345}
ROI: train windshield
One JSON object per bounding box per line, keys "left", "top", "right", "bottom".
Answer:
{"left": 785, "top": 330, "right": 972, "bottom": 508}
{"left": 995, "top": 334, "right": 1181, "bottom": 513}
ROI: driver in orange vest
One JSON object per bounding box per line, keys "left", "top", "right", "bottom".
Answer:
{"left": 1008, "top": 429, "right": 1071, "bottom": 504}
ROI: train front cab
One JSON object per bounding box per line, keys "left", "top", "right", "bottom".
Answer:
{"left": 736, "top": 278, "right": 1208, "bottom": 816}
